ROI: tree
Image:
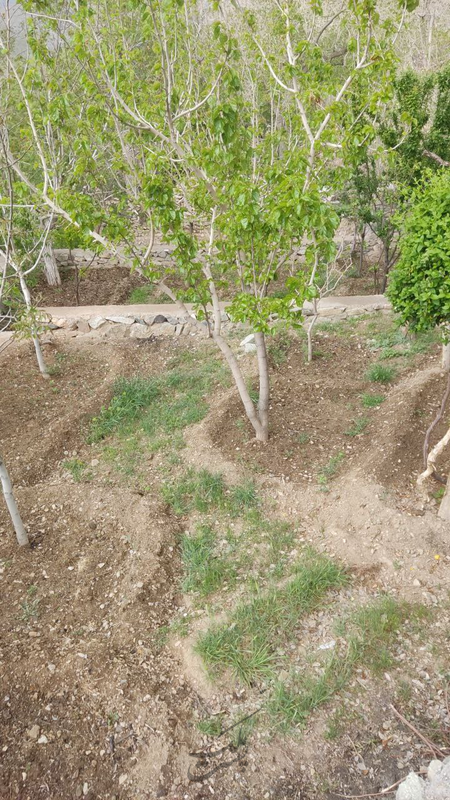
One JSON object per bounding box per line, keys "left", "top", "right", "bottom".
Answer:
{"left": 0, "top": 452, "right": 29, "bottom": 546}
{"left": 3, "top": 0, "right": 419, "bottom": 440}
{"left": 388, "top": 169, "right": 450, "bottom": 519}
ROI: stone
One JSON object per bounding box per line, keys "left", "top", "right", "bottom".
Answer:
{"left": 396, "top": 773, "right": 425, "bottom": 800}
{"left": 175, "top": 324, "right": 184, "bottom": 336}
{"left": 240, "top": 333, "right": 255, "bottom": 347}
{"left": 40, "top": 332, "right": 55, "bottom": 345}
{"left": 427, "top": 761, "right": 443, "bottom": 782}
{"left": 89, "top": 316, "right": 107, "bottom": 330}
{"left": 27, "top": 724, "right": 40, "bottom": 740}
{"left": 129, "top": 323, "right": 153, "bottom": 339}
{"left": 243, "top": 342, "right": 257, "bottom": 353}
{"left": 118, "top": 774, "right": 128, "bottom": 786}
{"left": 152, "top": 314, "right": 168, "bottom": 325}
{"left": 166, "top": 316, "right": 180, "bottom": 326}
{"left": 142, "top": 314, "right": 156, "bottom": 325}
{"left": 153, "top": 322, "right": 176, "bottom": 336}
{"left": 37, "top": 735, "right": 48, "bottom": 745}
{"left": 77, "top": 319, "right": 90, "bottom": 333}
{"left": 104, "top": 315, "right": 135, "bottom": 325}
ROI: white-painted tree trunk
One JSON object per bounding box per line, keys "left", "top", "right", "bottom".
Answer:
{"left": 42, "top": 240, "right": 61, "bottom": 287}
{"left": 17, "top": 271, "right": 49, "bottom": 379}
{"left": 0, "top": 453, "right": 29, "bottom": 546}
{"left": 417, "top": 425, "right": 450, "bottom": 488}
{"left": 254, "top": 331, "right": 269, "bottom": 440}
{"left": 442, "top": 341, "right": 450, "bottom": 372}
{"left": 438, "top": 476, "right": 450, "bottom": 521}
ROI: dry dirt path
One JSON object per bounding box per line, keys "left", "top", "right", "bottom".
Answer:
{"left": 41, "top": 294, "right": 391, "bottom": 322}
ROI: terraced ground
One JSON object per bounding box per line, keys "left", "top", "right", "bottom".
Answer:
{"left": 1, "top": 314, "right": 449, "bottom": 800}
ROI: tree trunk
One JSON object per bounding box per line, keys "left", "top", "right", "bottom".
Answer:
{"left": 42, "top": 239, "right": 61, "bottom": 287}
{"left": 255, "top": 331, "right": 269, "bottom": 440}
{"left": 442, "top": 341, "right": 450, "bottom": 372}
{"left": 307, "top": 299, "right": 318, "bottom": 363}
{"left": 212, "top": 331, "right": 267, "bottom": 441}
{"left": 17, "top": 271, "right": 49, "bottom": 379}
{"left": 0, "top": 453, "right": 29, "bottom": 546}
{"left": 438, "top": 474, "right": 450, "bottom": 521}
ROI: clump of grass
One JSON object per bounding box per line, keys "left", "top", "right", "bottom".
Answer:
{"left": 318, "top": 451, "right": 345, "bottom": 490}
{"left": 197, "top": 716, "right": 223, "bottom": 737}
{"left": 182, "top": 524, "right": 236, "bottom": 596}
{"left": 89, "top": 377, "right": 160, "bottom": 442}
{"left": 361, "top": 393, "right": 385, "bottom": 408}
{"left": 267, "top": 331, "right": 292, "bottom": 367}
{"left": 366, "top": 363, "right": 395, "bottom": 384}
{"left": 89, "top": 354, "right": 228, "bottom": 445}
{"left": 196, "top": 550, "right": 347, "bottom": 684}
{"left": 127, "top": 286, "right": 172, "bottom": 304}
{"left": 20, "top": 586, "right": 40, "bottom": 622}
{"left": 63, "top": 458, "right": 91, "bottom": 482}
{"left": 163, "top": 469, "right": 259, "bottom": 518}
{"left": 345, "top": 417, "right": 369, "bottom": 437}
{"left": 268, "top": 596, "right": 427, "bottom": 731}
{"left": 163, "top": 469, "right": 226, "bottom": 515}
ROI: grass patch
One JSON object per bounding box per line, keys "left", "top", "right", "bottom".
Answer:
{"left": 197, "top": 716, "right": 223, "bottom": 737}
{"left": 89, "top": 352, "right": 228, "bottom": 445}
{"left": 267, "top": 331, "right": 292, "bottom": 367}
{"left": 127, "top": 285, "right": 172, "bottom": 304}
{"left": 196, "top": 550, "right": 347, "bottom": 684}
{"left": 366, "top": 363, "right": 395, "bottom": 384}
{"left": 361, "top": 392, "right": 385, "bottom": 408}
{"left": 345, "top": 417, "right": 369, "bottom": 437}
{"left": 163, "top": 469, "right": 259, "bottom": 518}
{"left": 63, "top": 458, "right": 92, "bottom": 482}
{"left": 318, "top": 451, "right": 345, "bottom": 490}
{"left": 268, "top": 596, "right": 426, "bottom": 731}
{"left": 368, "top": 325, "right": 439, "bottom": 360}
{"left": 181, "top": 524, "right": 236, "bottom": 596}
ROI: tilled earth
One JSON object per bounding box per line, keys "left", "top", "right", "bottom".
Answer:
{"left": 1, "top": 330, "right": 450, "bottom": 800}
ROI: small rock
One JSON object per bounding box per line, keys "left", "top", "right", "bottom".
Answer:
{"left": 89, "top": 316, "right": 107, "bottom": 330}
{"left": 90, "top": 459, "right": 99, "bottom": 467}
{"left": 47, "top": 663, "right": 56, "bottom": 673}
{"left": 427, "top": 761, "right": 443, "bottom": 782}
{"left": 83, "top": 782, "right": 89, "bottom": 796}
{"left": 118, "top": 774, "right": 128, "bottom": 786}
{"left": 243, "top": 342, "right": 257, "bottom": 353}
{"left": 104, "top": 315, "right": 135, "bottom": 325}
{"left": 240, "top": 333, "right": 255, "bottom": 346}
{"left": 396, "top": 772, "right": 425, "bottom": 800}
{"left": 27, "top": 724, "right": 40, "bottom": 740}
{"left": 129, "top": 323, "right": 153, "bottom": 339}
{"left": 77, "top": 319, "right": 90, "bottom": 333}
{"left": 37, "top": 735, "right": 48, "bottom": 745}
{"left": 151, "top": 314, "right": 168, "bottom": 324}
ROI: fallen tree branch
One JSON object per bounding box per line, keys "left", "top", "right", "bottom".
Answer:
{"left": 390, "top": 704, "right": 447, "bottom": 759}
{"left": 336, "top": 777, "right": 404, "bottom": 798}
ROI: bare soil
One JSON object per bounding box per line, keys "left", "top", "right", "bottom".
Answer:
{"left": 32, "top": 267, "right": 148, "bottom": 308}
{"left": 1, "top": 328, "right": 449, "bottom": 800}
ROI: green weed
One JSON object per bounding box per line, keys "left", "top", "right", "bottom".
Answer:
{"left": 196, "top": 550, "right": 347, "bottom": 684}
{"left": 318, "top": 452, "right": 345, "bottom": 490}
{"left": 63, "top": 458, "right": 91, "bottom": 482}
{"left": 366, "top": 364, "right": 395, "bottom": 384}
{"left": 127, "top": 286, "right": 172, "bottom": 304}
{"left": 268, "top": 596, "right": 426, "bottom": 730}
{"left": 89, "top": 354, "right": 228, "bottom": 445}
{"left": 182, "top": 524, "right": 236, "bottom": 596}
{"left": 267, "top": 331, "right": 292, "bottom": 367}
{"left": 345, "top": 417, "right": 369, "bottom": 437}
{"left": 361, "top": 393, "right": 385, "bottom": 408}
{"left": 197, "top": 716, "right": 223, "bottom": 737}
{"left": 163, "top": 469, "right": 259, "bottom": 518}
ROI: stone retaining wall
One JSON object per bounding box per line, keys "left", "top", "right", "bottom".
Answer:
{"left": 47, "top": 297, "right": 392, "bottom": 341}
